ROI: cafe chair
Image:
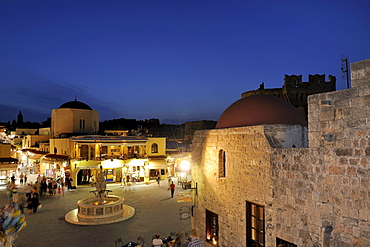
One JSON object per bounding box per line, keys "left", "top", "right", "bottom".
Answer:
{"left": 137, "top": 236, "right": 145, "bottom": 246}
{"left": 115, "top": 237, "right": 123, "bottom": 247}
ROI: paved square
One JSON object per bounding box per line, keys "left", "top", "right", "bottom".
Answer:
{"left": 0, "top": 179, "right": 191, "bottom": 247}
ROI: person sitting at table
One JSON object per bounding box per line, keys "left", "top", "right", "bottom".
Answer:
{"left": 152, "top": 234, "right": 163, "bottom": 247}
{"left": 167, "top": 237, "right": 181, "bottom": 247}
{"left": 187, "top": 230, "right": 204, "bottom": 247}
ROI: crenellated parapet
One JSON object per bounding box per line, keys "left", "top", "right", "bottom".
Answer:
{"left": 284, "top": 74, "right": 302, "bottom": 85}
{"left": 283, "top": 74, "right": 336, "bottom": 90}
{"left": 241, "top": 74, "right": 337, "bottom": 121}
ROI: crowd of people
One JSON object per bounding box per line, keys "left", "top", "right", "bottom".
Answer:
{"left": 151, "top": 230, "right": 205, "bottom": 247}
{"left": 6, "top": 173, "right": 67, "bottom": 215}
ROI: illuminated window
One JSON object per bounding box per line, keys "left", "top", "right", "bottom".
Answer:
{"left": 218, "top": 149, "right": 226, "bottom": 177}
{"left": 151, "top": 143, "right": 158, "bottom": 153}
{"left": 246, "top": 201, "right": 265, "bottom": 247}
{"left": 206, "top": 209, "right": 219, "bottom": 246}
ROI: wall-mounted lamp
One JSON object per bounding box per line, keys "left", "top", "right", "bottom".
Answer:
{"left": 190, "top": 181, "right": 198, "bottom": 196}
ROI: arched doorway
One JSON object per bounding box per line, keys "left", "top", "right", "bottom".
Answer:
{"left": 77, "top": 169, "right": 91, "bottom": 185}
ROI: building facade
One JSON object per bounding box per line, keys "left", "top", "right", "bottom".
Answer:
{"left": 0, "top": 143, "right": 18, "bottom": 185}
{"left": 191, "top": 58, "right": 370, "bottom": 246}
{"left": 16, "top": 99, "right": 170, "bottom": 187}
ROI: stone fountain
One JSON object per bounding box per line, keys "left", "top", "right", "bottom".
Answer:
{"left": 65, "top": 167, "right": 135, "bottom": 225}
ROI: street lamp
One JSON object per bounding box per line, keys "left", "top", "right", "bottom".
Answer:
{"left": 180, "top": 160, "right": 190, "bottom": 171}
{"left": 179, "top": 160, "right": 191, "bottom": 189}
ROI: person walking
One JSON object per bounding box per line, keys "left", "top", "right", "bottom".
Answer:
{"left": 57, "top": 186, "right": 62, "bottom": 197}
{"left": 6, "top": 181, "right": 17, "bottom": 202}
{"left": 47, "top": 180, "right": 53, "bottom": 197}
{"left": 31, "top": 194, "right": 40, "bottom": 214}
{"left": 89, "top": 174, "right": 95, "bottom": 187}
{"left": 33, "top": 181, "right": 41, "bottom": 198}
{"left": 52, "top": 179, "right": 57, "bottom": 196}
{"left": 40, "top": 179, "right": 47, "bottom": 197}
{"left": 156, "top": 176, "right": 160, "bottom": 187}
{"left": 26, "top": 195, "right": 33, "bottom": 214}
{"left": 170, "top": 181, "right": 175, "bottom": 198}
{"left": 18, "top": 193, "right": 27, "bottom": 214}
{"left": 25, "top": 183, "right": 32, "bottom": 199}
{"left": 67, "top": 177, "right": 73, "bottom": 190}
{"left": 60, "top": 178, "right": 65, "bottom": 196}
{"left": 19, "top": 173, "right": 24, "bottom": 186}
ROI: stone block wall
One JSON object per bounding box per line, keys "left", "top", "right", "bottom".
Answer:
{"left": 272, "top": 147, "right": 370, "bottom": 246}
{"left": 308, "top": 58, "right": 370, "bottom": 148}
{"left": 308, "top": 85, "right": 370, "bottom": 149}
{"left": 192, "top": 126, "right": 275, "bottom": 246}
{"left": 351, "top": 58, "right": 370, "bottom": 88}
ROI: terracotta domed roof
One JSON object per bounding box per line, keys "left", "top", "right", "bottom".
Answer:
{"left": 59, "top": 99, "right": 92, "bottom": 110}
{"left": 216, "top": 95, "right": 307, "bottom": 129}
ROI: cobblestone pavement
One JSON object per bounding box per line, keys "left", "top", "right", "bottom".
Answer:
{"left": 0, "top": 179, "right": 192, "bottom": 247}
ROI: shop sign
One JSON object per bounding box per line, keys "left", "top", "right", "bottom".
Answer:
{"left": 179, "top": 206, "right": 191, "bottom": 220}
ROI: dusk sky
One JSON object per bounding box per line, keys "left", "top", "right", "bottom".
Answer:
{"left": 1, "top": 0, "right": 369, "bottom": 124}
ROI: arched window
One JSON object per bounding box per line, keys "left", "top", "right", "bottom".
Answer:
{"left": 218, "top": 149, "right": 226, "bottom": 178}
{"left": 79, "top": 119, "right": 85, "bottom": 130}
{"left": 151, "top": 143, "right": 158, "bottom": 153}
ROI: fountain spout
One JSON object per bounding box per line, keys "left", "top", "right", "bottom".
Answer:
{"left": 94, "top": 166, "right": 108, "bottom": 204}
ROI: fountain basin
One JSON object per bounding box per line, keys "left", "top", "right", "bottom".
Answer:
{"left": 77, "top": 195, "right": 124, "bottom": 221}
{"left": 65, "top": 195, "right": 135, "bottom": 225}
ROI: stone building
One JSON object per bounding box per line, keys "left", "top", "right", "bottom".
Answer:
{"left": 51, "top": 99, "right": 99, "bottom": 137}
{"left": 241, "top": 74, "right": 336, "bottom": 120}
{"left": 191, "top": 58, "right": 370, "bottom": 246}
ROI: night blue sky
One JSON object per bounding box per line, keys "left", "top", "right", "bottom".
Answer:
{"left": 1, "top": 0, "right": 369, "bottom": 124}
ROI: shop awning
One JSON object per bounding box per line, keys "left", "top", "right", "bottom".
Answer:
{"left": 43, "top": 154, "right": 69, "bottom": 160}
{"left": 0, "top": 157, "right": 18, "bottom": 164}
{"left": 148, "top": 155, "right": 167, "bottom": 159}
{"left": 21, "top": 149, "right": 48, "bottom": 155}
{"left": 148, "top": 159, "right": 167, "bottom": 169}
{"left": 21, "top": 149, "right": 48, "bottom": 159}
